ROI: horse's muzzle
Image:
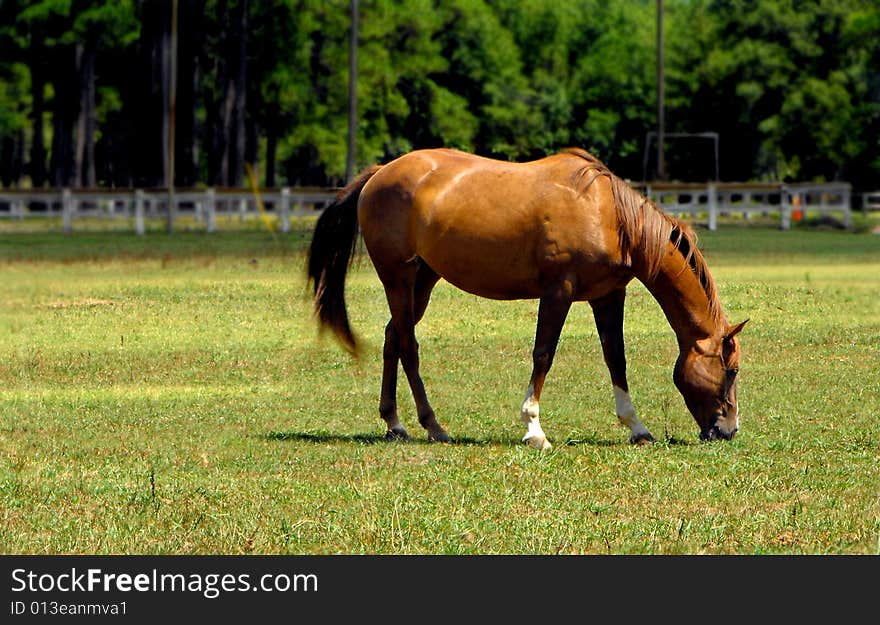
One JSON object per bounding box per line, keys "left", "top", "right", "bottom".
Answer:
{"left": 700, "top": 425, "right": 738, "bottom": 441}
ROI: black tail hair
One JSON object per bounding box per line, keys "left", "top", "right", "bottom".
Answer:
{"left": 306, "top": 165, "right": 382, "bottom": 354}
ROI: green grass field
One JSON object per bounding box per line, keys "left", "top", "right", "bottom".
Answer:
{"left": 1, "top": 223, "right": 878, "bottom": 554}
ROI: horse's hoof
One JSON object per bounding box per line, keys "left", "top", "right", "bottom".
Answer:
{"left": 385, "top": 426, "right": 410, "bottom": 441}
{"left": 523, "top": 435, "right": 553, "bottom": 451}
{"left": 629, "top": 432, "right": 655, "bottom": 445}
{"left": 427, "top": 429, "right": 452, "bottom": 443}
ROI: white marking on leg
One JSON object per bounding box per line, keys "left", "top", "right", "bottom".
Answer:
{"left": 613, "top": 386, "right": 651, "bottom": 440}
{"left": 521, "top": 385, "right": 552, "bottom": 450}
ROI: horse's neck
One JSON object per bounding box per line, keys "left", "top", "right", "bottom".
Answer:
{"left": 637, "top": 243, "right": 720, "bottom": 348}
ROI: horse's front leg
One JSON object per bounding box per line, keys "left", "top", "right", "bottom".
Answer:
{"left": 589, "top": 289, "right": 654, "bottom": 444}
{"left": 521, "top": 292, "right": 572, "bottom": 450}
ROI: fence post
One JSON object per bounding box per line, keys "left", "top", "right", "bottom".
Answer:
{"left": 842, "top": 186, "right": 851, "bottom": 229}
{"left": 238, "top": 197, "right": 247, "bottom": 221}
{"left": 134, "top": 189, "right": 145, "bottom": 235}
{"left": 280, "top": 187, "right": 291, "bottom": 234}
{"left": 707, "top": 183, "right": 718, "bottom": 231}
{"left": 62, "top": 188, "right": 73, "bottom": 234}
{"left": 205, "top": 188, "right": 216, "bottom": 233}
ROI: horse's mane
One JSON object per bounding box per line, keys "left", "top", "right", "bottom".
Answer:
{"left": 562, "top": 148, "right": 724, "bottom": 327}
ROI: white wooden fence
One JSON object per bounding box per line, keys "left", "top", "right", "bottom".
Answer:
{"left": 638, "top": 181, "right": 852, "bottom": 230}
{"left": 861, "top": 191, "right": 880, "bottom": 213}
{"left": 0, "top": 187, "right": 338, "bottom": 234}
{"left": 0, "top": 181, "right": 856, "bottom": 234}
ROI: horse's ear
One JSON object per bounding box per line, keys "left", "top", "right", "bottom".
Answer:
{"left": 725, "top": 319, "right": 749, "bottom": 342}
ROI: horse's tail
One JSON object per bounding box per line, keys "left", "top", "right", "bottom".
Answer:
{"left": 306, "top": 165, "right": 383, "bottom": 355}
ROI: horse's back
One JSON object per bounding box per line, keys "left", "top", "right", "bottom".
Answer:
{"left": 358, "top": 149, "right": 623, "bottom": 300}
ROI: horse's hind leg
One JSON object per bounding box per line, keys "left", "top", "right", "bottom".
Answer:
{"left": 380, "top": 320, "right": 408, "bottom": 440}
{"left": 589, "top": 289, "right": 654, "bottom": 444}
{"left": 379, "top": 261, "right": 446, "bottom": 441}
{"left": 521, "top": 291, "right": 573, "bottom": 450}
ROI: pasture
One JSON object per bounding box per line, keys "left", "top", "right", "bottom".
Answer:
{"left": 0, "top": 224, "right": 878, "bottom": 554}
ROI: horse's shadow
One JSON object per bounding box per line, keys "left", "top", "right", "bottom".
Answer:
{"left": 263, "top": 430, "right": 504, "bottom": 446}
{"left": 261, "top": 430, "right": 690, "bottom": 447}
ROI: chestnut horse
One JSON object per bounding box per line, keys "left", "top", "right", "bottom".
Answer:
{"left": 307, "top": 148, "right": 746, "bottom": 448}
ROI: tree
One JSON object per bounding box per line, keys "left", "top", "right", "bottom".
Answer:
{"left": 0, "top": 63, "right": 29, "bottom": 187}
{"left": 669, "top": 0, "right": 877, "bottom": 182}
{"left": 0, "top": 0, "right": 877, "bottom": 190}
{"left": 74, "top": 0, "right": 139, "bottom": 188}
{"left": 4, "top": 0, "right": 74, "bottom": 187}
{"left": 200, "top": 0, "right": 250, "bottom": 187}
{"left": 841, "top": 3, "right": 880, "bottom": 188}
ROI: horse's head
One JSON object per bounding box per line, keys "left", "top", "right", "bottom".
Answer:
{"left": 674, "top": 320, "right": 748, "bottom": 441}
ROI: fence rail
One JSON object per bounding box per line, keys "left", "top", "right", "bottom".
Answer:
{"left": 637, "top": 181, "right": 852, "bottom": 230}
{"left": 0, "top": 181, "right": 856, "bottom": 234}
{"left": 0, "top": 187, "right": 339, "bottom": 234}
{"left": 862, "top": 191, "right": 880, "bottom": 213}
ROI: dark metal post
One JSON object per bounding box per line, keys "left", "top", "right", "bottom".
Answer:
{"left": 346, "top": 0, "right": 358, "bottom": 182}
{"left": 167, "top": 0, "right": 178, "bottom": 233}
{"left": 656, "top": 0, "right": 665, "bottom": 181}
{"left": 713, "top": 134, "right": 719, "bottom": 181}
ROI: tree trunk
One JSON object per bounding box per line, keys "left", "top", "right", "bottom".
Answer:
{"left": 175, "top": 0, "right": 204, "bottom": 186}
{"left": 219, "top": 82, "right": 233, "bottom": 184}
{"left": 161, "top": 13, "right": 170, "bottom": 188}
{"left": 265, "top": 123, "right": 277, "bottom": 188}
{"left": 229, "top": 0, "right": 248, "bottom": 187}
{"left": 245, "top": 113, "right": 258, "bottom": 173}
{"left": 131, "top": 1, "right": 167, "bottom": 188}
{"left": 29, "top": 57, "right": 48, "bottom": 187}
{"left": 209, "top": 0, "right": 229, "bottom": 186}
{"left": 216, "top": 0, "right": 248, "bottom": 187}
{"left": 205, "top": 94, "right": 220, "bottom": 185}
{"left": 1, "top": 131, "right": 24, "bottom": 187}
{"left": 75, "top": 44, "right": 97, "bottom": 188}
{"left": 50, "top": 46, "right": 78, "bottom": 187}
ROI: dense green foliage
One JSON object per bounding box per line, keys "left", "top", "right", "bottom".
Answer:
{"left": 0, "top": 0, "right": 878, "bottom": 188}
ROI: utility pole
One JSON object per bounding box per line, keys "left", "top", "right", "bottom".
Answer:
{"left": 346, "top": 0, "right": 358, "bottom": 182}
{"left": 166, "top": 0, "right": 178, "bottom": 233}
{"left": 656, "top": 0, "right": 665, "bottom": 181}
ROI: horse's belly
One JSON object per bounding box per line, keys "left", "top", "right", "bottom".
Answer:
{"left": 418, "top": 233, "right": 542, "bottom": 300}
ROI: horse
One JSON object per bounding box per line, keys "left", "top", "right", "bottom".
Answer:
{"left": 306, "top": 148, "right": 746, "bottom": 448}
